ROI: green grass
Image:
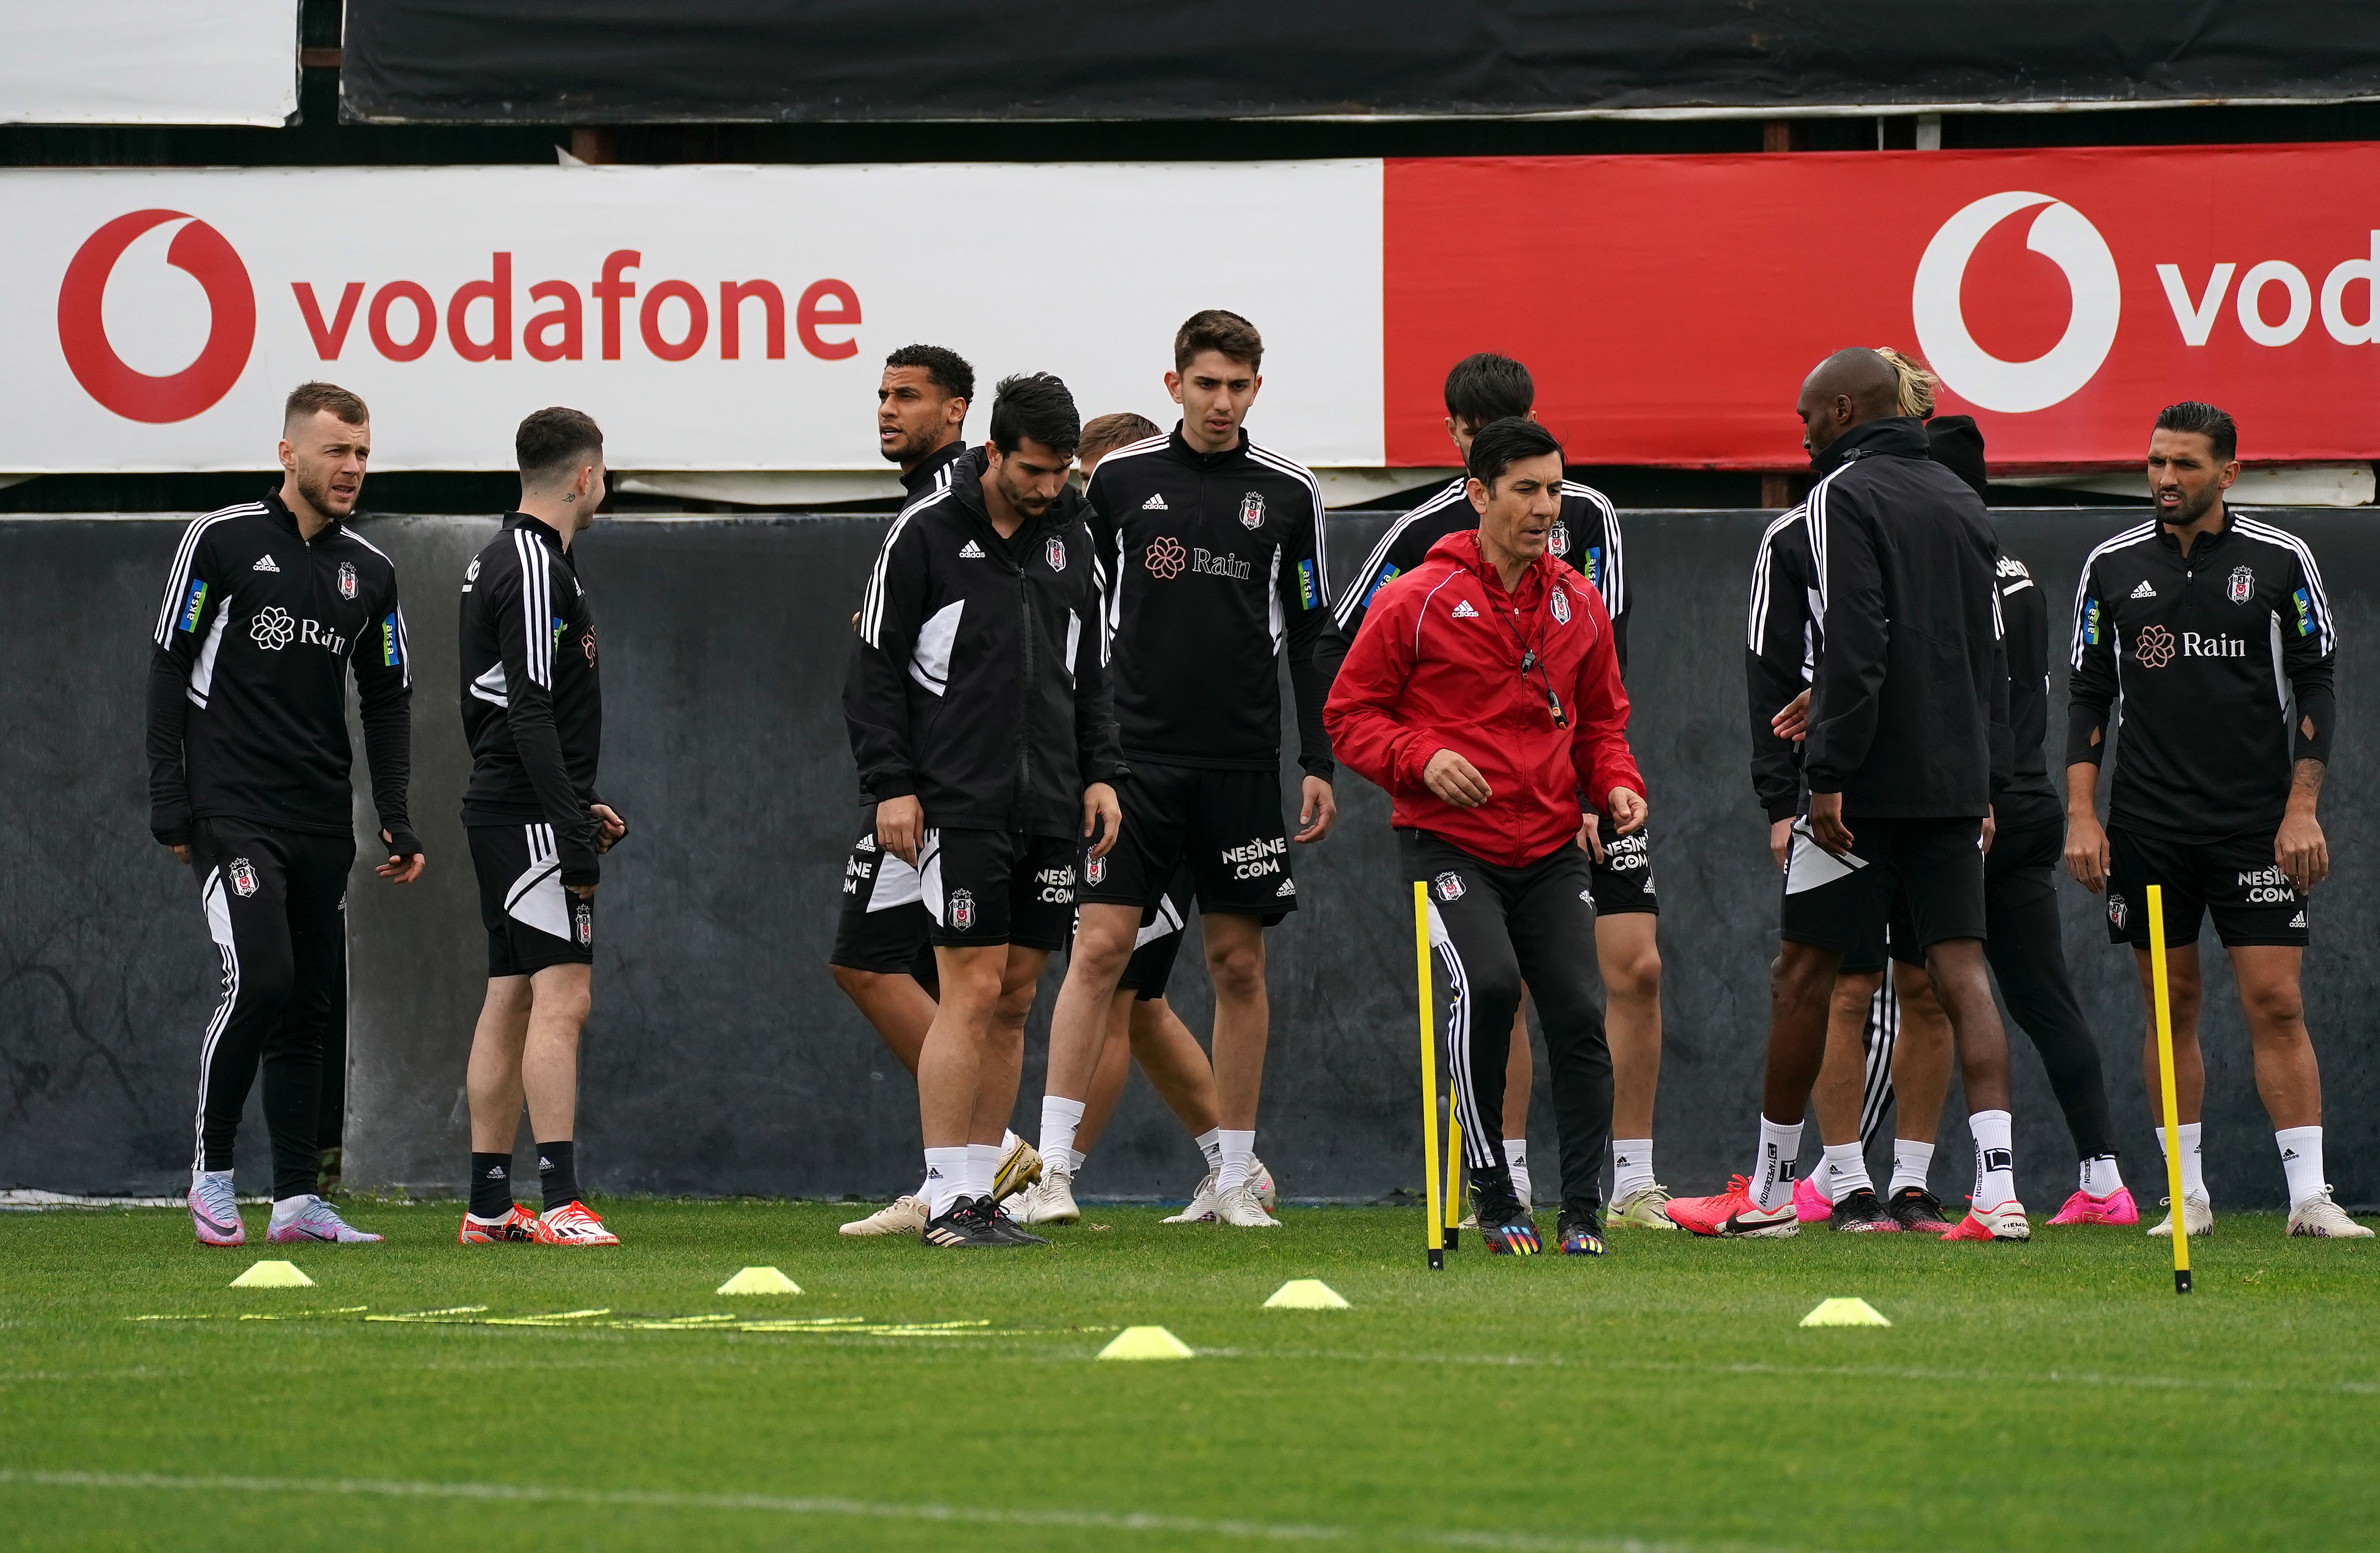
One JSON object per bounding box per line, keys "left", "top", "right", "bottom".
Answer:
{"left": 3, "top": 1199, "right": 2376, "bottom": 1551}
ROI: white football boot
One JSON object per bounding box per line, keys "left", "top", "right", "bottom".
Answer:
{"left": 2147, "top": 1193, "right": 2215, "bottom": 1238}
{"left": 2288, "top": 1188, "right": 2374, "bottom": 1238}
{"left": 1212, "top": 1182, "right": 1281, "bottom": 1227}
{"left": 840, "top": 1195, "right": 929, "bottom": 1237}
{"left": 1009, "top": 1167, "right": 1081, "bottom": 1225}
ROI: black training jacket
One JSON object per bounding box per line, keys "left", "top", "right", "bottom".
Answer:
{"left": 2067, "top": 511, "right": 2336, "bottom": 844}
{"left": 1083, "top": 425, "right": 1342, "bottom": 780}
{"left": 145, "top": 490, "right": 415, "bottom": 849}
{"left": 1996, "top": 552, "right": 2056, "bottom": 803}
{"left": 846, "top": 444, "right": 1125, "bottom": 836}
{"left": 1745, "top": 506, "right": 1824, "bottom": 823}
{"left": 1335, "top": 475, "right": 1631, "bottom": 670}
{"left": 901, "top": 438, "right": 966, "bottom": 501}
{"left": 1800, "top": 417, "right": 2010, "bottom": 820}
{"left": 459, "top": 513, "right": 606, "bottom": 885}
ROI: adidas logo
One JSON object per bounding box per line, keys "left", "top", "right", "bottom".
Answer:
{"left": 856, "top": 835, "right": 877, "bottom": 853}
{"left": 252, "top": 554, "right": 280, "bottom": 572}
{"left": 1451, "top": 599, "right": 1478, "bottom": 618}
{"left": 482, "top": 1165, "right": 506, "bottom": 1179}
{"left": 537, "top": 1155, "right": 553, "bottom": 1171}
{"left": 2283, "top": 1148, "right": 2301, "bottom": 1161}
{"left": 2290, "top": 909, "right": 2308, "bottom": 927}
{"left": 958, "top": 540, "right": 985, "bottom": 558}
{"left": 924, "top": 1166, "right": 944, "bottom": 1179}
{"left": 1142, "top": 493, "right": 1169, "bottom": 510}
{"left": 2130, "top": 579, "right": 2158, "bottom": 599}
{"left": 1275, "top": 876, "right": 1296, "bottom": 898}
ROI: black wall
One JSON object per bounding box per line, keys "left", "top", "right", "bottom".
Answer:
{"left": 5, "top": 509, "right": 2372, "bottom": 1209}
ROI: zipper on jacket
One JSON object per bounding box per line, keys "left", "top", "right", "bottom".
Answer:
{"left": 1012, "top": 542, "right": 1034, "bottom": 834}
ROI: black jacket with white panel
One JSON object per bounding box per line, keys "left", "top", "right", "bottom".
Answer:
{"left": 846, "top": 445, "right": 1125, "bottom": 838}
{"left": 145, "top": 490, "right": 415, "bottom": 849}
{"left": 1083, "top": 424, "right": 1342, "bottom": 780}
{"left": 2067, "top": 511, "right": 2336, "bottom": 844}
{"left": 459, "top": 513, "right": 606, "bottom": 886}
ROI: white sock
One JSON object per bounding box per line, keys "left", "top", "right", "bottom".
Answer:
{"left": 1969, "top": 1109, "right": 2015, "bottom": 1206}
{"left": 964, "top": 1142, "right": 999, "bottom": 1203}
{"left": 923, "top": 1147, "right": 968, "bottom": 1217}
{"left": 1820, "top": 1142, "right": 1873, "bottom": 1202}
{"left": 1037, "top": 1097, "right": 1085, "bottom": 1177}
{"left": 913, "top": 1175, "right": 932, "bottom": 1204}
{"left": 1194, "top": 1127, "right": 1224, "bottom": 1174}
{"left": 1611, "top": 1138, "right": 1654, "bottom": 1202}
{"left": 268, "top": 1193, "right": 316, "bottom": 1224}
{"left": 1066, "top": 1147, "right": 1086, "bottom": 1182}
{"left": 1216, "top": 1129, "right": 1256, "bottom": 1195}
{"left": 2276, "top": 1126, "right": 2325, "bottom": 1210}
{"left": 2158, "top": 1121, "right": 2208, "bottom": 1202}
{"left": 1503, "top": 1139, "right": 1531, "bottom": 1205}
{"left": 1889, "top": 1139, "right": 1934, "bottom": 1196}
{"left": 2079, "top": 1154, "right": 2124, "bottom": 1196}
{"left": 1752, "top": 1117, "right": 1803, "bottom": 1211}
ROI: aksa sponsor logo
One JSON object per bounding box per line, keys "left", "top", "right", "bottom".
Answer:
{"left": 177, "top": 578, "right": 209, "bottom": 633}
{"left": 1223, "top": 836, "right": 1287, "bottom": 880}
{"left": 1297, "top": 558, "right": 1319, "bottom": 610}
{"left": 2293, "top": 587, "right": 2318, "bottom": 636}
{"left": 381, "top": 614, "right": 402, "bottom": 668}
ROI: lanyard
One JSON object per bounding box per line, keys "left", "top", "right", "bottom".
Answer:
{"left": 1488, "top": 577, "right": 1567, "bottom": 730}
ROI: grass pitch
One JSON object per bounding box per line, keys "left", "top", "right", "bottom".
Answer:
{"left": 3, "top": 1198, "right": 2375, "bottom": 1551}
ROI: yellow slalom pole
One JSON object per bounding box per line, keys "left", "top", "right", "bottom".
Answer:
{"left": 2147, "top": 885, "right": 2192, "bottom": 1296}
{"left": 1415, "top": 882, "right": 1444, "bottom": 1271}
{"left": 1445, "top": 1107, "right": 1464, "bottom": 1251}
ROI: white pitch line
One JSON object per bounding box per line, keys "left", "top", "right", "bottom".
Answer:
{"left": 0, "top": 1470, "right": 1837, "bottom": 1553}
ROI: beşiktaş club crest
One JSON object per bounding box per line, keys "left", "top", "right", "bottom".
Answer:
{"left": 1550, "top": 587, "right": 1572, "bottom": 625}
{"left": 336, "top": 561, "right": 358, "bottom": 600}
{"left": 1433, "top": 871, "right": 1465, "bottom": 902}
{"left": 1045, "top": 536, "right": 1067, "bottom": 572}
{"left": 1084, "top": 855, "right": 1106, "bottom": 885}
{"left": 573, "top": 902, "right": 593, "bottom": 947}
{"left": 1238, "top": 491, "right": 1266, "bottom": 529}
{"left": 228, "top": 859, "right": 259, "bottom": 898}
{"left": 1549, "top": 523, "right": 1570, "bottom": 558}
{"left": 948, "top": 889, "right": 976, "bottom": 931}
{"left": 2108, "top": 893, "right": 2128, "bottom": 930}
{"left": 2228, "top": 565, "right": 2255, "bottom": 603}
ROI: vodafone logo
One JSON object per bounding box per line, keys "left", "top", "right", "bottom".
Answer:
{"left": 57, "top": 210, "right": 256, "bottom": 424}
{"left": 1912, "top": 192, "right": 2120, "bottom": 414}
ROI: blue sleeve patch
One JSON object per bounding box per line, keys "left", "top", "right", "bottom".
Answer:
{"left": 177, "top": 578, "right": 208, "bottom": 633}
{"left": 1361, "top": 562, "right": 1400, "bottom": 607}
{"left": 2293, "top": 587, "right": 2316, "bottom": 636}
{"left": 1586, "top": 546, "right": 1604, "bottom": 591}
{"left": 380, "top": 614, "right": 401, "bottom": 667}
{"left": 2082, "top": 596, "right": 2101, "bottom": 645}
{"left": 1297, "top": 558, "right": 1319, "bottom": 611}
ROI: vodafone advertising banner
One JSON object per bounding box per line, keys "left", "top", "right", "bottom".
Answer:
{"left": 7, "top": 144, "right": 2376, "bottom": 476}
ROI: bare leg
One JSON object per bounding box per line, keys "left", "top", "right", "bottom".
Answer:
{"left": 466, "top": 976, "right": 534, "bottom": 1152}
{"left": 1600, "top": 914, "right": 1663, "bottom": 1139}
{"left": 2229, "top": 945, "right": 2322, "bottom": 1129}
{"left": 1044, "top": 905, "right": 1139, "bottom": 1103}
{"left": 2133, "top": 945, "right": 2205, "bottom": 1125}
{"left": 1889, "top": 962, "right": 1955, "bottom": 1142}
{"left": 1501, "top": 1000, "right": 1532, "bottom": 1138}
{"left": 1203, "top": 912, "right": 1270, "bottom": 1130}
{"left": 1921, "top": 939, "right": 2009, "bottom": 1113}
{"left": 830, "top": 965, "right": 934, "bottom": 1077}
{"left": 1760, "top": 942, "right": 1842, "bottom": 1123}
{"left": 519, "top": 963, "right": 591, "bottom": 1142}
{"left": 919, "top": 945, "right": 1007, "bottom": 1148}
{"left": 966, "top": 948, "right": 1048, "bottom": 1148}
{"left": 1812, "top": 970, "right": 1880, "bottom": 1145}
{"left": 1072, "top": 989, "right": 1139, "bottom": 1156}
{"left": 1129, "top": 998, "right": 1221, "bottom": 1136}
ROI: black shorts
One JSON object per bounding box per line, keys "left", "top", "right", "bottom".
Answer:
{"left": 1779, "top": 815, "right": 1986, "bottom": 959}
{"left": 1080, "top": 759, "right": 1296, "bottom": 921}
{"left": 469, "top": 822, "right": 595, "bottom": 978}
{"left": 920, "top": 827, "right": 1076, "bottom": 950}
{"left": 2106, "top": 824, "right": 2309, "bottom": 949}
{"left": 1844, "top": 795, "right": 2066, "bottom": 973}
{"left": 829, "top": 830, "right": 936, "bottom": 981}
{"left": 1590, "top": 823, "right": 1659, "bottom": 917}
{"left": 1116, "top": 865, "right": 1195, "bottom": 1001}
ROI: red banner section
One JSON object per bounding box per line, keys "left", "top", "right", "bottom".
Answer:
{"left": 1386, "top": 144, "right": 2380, "bottom": 470}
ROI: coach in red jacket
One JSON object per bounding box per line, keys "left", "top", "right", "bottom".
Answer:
{"left": 1327, "top": 418, "right": 1646, "bottom": 1256}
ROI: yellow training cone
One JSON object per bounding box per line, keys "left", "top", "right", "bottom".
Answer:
{"left": 230, "top": 1260, "right": 315, "bottom": 1289}
{"left": 1096, "top": 1325, "right": 1194, "bottom": 1360}
{"left": 1262, "top": 1279, "right": 1350, "bottom": 1309}
{"left": 716, "top": 1266, "right": 802, "bottom": 1295}
{"left": 1800, "top": 1297, "right": 1891, "bottom": 1328}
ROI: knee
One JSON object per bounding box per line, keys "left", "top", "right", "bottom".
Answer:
{"left": 991, "top": 978, "right": 1040, "bottom": 1035}
{"left": 830, "top": 964, "right": 878, "bottom": 1002}
{"left": 1605, "top": 944, "right": 1662, "bottom": 1001}
{"left": 2240, "top": 979, "right": 2304, "bottom": 1033}
{"left": 1770, "top": 950, "right": 1832, "bottom": 1006}
{"left": 1206, "top": 940, "right": 1266, "bottom": 1000}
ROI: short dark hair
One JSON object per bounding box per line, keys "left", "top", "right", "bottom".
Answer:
{"left": 1174, "top": 309, "right": 1262, "bottom": 372}
{"left": 1443, "top": 353, "right": 1534, "bottom": 428}
{"left": 285, "top": 381, "right": 368, "bottom": 430}
{"left": 1466, "top": 416, "right": 1564, "bottom": 489}
{"left": 989, "top": 373, "right": 1081, "bottom": 458}
{"left": 2155, "top": 401, "right": 2238, "bottom": 464}
{"left": 516, "top": 406, "right": 605, "bottom": 484}
{"left": 1079, "top": 411, "right": 1161, "bottom": 465}
{"left": 883, "top": 343, "right": 974, "bottom": 405}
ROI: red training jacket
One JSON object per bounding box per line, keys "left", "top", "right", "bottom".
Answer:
{"left": 1325, "top": 531, "right": 1643, "bottom": 869}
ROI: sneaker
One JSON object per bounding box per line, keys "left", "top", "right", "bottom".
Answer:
{"left": 920, "top": 1195, "right": 1013, "bottom": 1249}
{"left": 189, "top": 1173, "right": 245, "bottom": 1247}
{"left": 1212, "top": 1183, "right": 1281, "bottom": 1227}
{"left": 457, "top": 1204, "right": 538, "bottom": 1244}
{"left": 985, "top": 1201, "right": 1050, "bottom": 1245}
{"left": 2287, "top": 1188, "right": 2374, "bottom": 1238}
{"left": 1008, "top": 1168, "right": 1080, "bottom": 1225}
{"left": 1606, "top": 1182, "right": 1678, "bottom": 1229}
{"left": 1828, "top": 1187, "right": 1899, "bottom": 1233}
{"left": 266, "top": 1195, "right": 383, "bottom": 1245}
{"left": 2047, "top": 1187, "right": 2140, "bottom": 1226}
{"left": 992, "top": 1135, "right": 1043, "bottom": 1203}
{"left": 1943, "top": 1199, "right": 2031, "bottom": 1241}
{"left": 1556, "top": 1206, "right": 1606, "bottom": 1256}
{"left": 1886, "top": 1186, "right": 1954, "bottom": 1233}
{"left": 1792, "top": 1175, "right": 1833, "bottom": 1224}
{"left": 840, "top": 1195, "right": 929, "bottom": 1237}
{"left": 1164, "top": 1171, "right": 1220, "bottom": 1223}
{"left": 2147, "top": 1194, "right": 2214, "bottom": 1238}
{"left": 532, "top": 1201, "right": 620, "bottom": 1246}
{"left": 1473, "top": 1181, "right": 1540, "bottom": 1255}
{"left": 1664, "top": 1176, "right": 1798, "bottom": 1238}
{"left": 1247, "top": 1157, "right": 1279, "bottom": 1212}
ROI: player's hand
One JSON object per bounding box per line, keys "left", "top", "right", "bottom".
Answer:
{"left": 1771, "top": 689, "right": 1811, "bottom": 742}
{"left": 1295, "top": 775, "right": 1337, "bottom": 843}
{"left": 169, "top": 843, "right": 192, "bottom": 866}
{"left": 1578, "top": 812, "right": 1604, "bottom": 864}
{"left": 1980, "top": 806, "right": 1996, "bottom": 856}
{"left": 2064, "top": 809, "right": 2109, "bottom": 893}
{"left": 591, "top": 803, "right": 629, "bottom": 854}
{"left": 1808, "top": 791, "right": 1854, "bottom": 855}
{"left": 375, "top": 829, "right": 425, "bottom": 885}
{"left": 2277, "top": 808, "right": 2328, "bottom": 891}
{"left": 1423, "top": 749, "right": 1492, "bottom": 809}
{"left": 1082, "top": 783, "right": 1122, "bottom": 859}
{"left": 1604, "top": 786, "right": 1647, "bottom": 837}
{"left": 877, "top": 795, "right": 924, "bottom": 868}
{"left": 1768, "top": 819, "right": 1792, "bottom": 871}
{"left": 569, "top": 882, "right": 597, "bottom": 900}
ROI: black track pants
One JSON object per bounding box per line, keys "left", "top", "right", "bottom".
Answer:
{"left": 187, "top": 818, "right": 353, "bottom": 1199}
{"left": 1985, "top": 802, "right": 2119, "bottom": 1161}
{"left": 1404, "top": 830, "right": 1612, "bottom": 1213}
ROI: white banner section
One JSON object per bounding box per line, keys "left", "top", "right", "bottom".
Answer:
{"left": 0, "top": 4, "right": 299, "bottom": 127}
{"left": 0, "top": 162, "right": 1386, "bottom": 473}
